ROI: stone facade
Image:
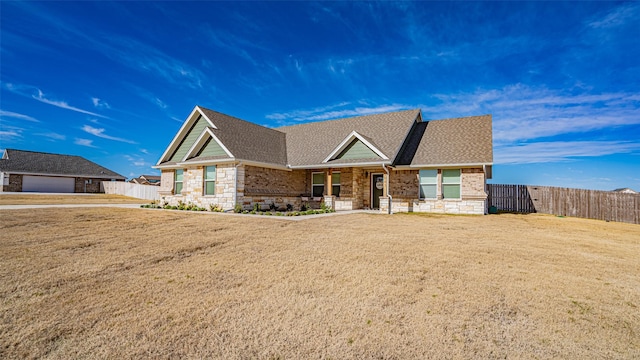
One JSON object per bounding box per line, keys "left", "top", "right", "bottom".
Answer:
{"left": 158, "top": 164, "right": 488, "bottom": 214}
{"left": 381, "top": 167, "right": 488, "bottom": 215}
{"left": 0, "top": 174, "right": 22, "bottom": 192}
{"left": 159, "top": 163, "right": 237, "bottom": 210}
{"left": 74, "top": 178, "right": 104, "bottom": 193}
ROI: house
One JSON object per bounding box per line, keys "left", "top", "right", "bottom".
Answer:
{"left": 129, "top": 174, "right": 162, "bottom": 186}
{"left": 154, "top": 106, "right": 493, "bottom": 214}
{"left": 0, "top": 149, "right": 126, "bottom": 193}
{"left": 612, "top": 188, "right": 637, "bottom": 194}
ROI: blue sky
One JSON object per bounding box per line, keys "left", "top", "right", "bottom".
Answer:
{"left": 1, "top": 1, "right": 639, "bottom": 190}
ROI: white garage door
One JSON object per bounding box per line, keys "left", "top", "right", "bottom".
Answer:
{"left": 22, "top": 176, "right": 75, "bottom": 193}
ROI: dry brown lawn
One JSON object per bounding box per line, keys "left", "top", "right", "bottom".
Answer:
{"left": 0, "top": 194, "right": 144, "bottom": 205}
{"left": 1, "top": 208, "right": 638, "bottom": 359}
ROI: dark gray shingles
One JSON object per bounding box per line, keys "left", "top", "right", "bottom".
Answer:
{"left": 198, "top": 107, "right": 288, "bottom": 166}
{"left": 277, "top": 109, "right": 421, "bottom": 167}
{"left": 409, "top": 114, "right": 493, "bottom": 166}
{"left": 0, "top": 149, "right": 126, "bottom": 178}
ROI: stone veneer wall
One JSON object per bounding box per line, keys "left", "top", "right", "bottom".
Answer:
{"left": 159, "top": 164, "right": 238, "bottom": 210}
{"left": 381, "top": 168, "right": 488, "bottom": 215}
{"left": 1, "top": 174, "right": 23, "bottom": 192}
{"left": 74, "top": 178, "right": 107, "bottom": 193}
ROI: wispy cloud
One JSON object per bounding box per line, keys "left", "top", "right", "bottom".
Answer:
{"left": 0, "top": 130, "right": 22, "bottom": 141}
{"left": 5, "top": 83, "right": 108, "bottom": 118}
{"left": 91, "top": 97, "right": 111, "bottom": 109}
{"left": 100, "top": 36, "right": 205, "bottom": 89}
{"left": 588, "top": 3, "right": 639, "bottom": 29}
{"left": 74, "top": 138, "right": 96, "bottom": 147}
{"left": 7, "top": 3, "right": 205, "bottom": 90}
{"left": 82, "top": 125, "right": 136, "bottom": 144}
{"left": 266, "top": 102, "right": 410, "bottom": 124}
{"left": 496, "top": 141, "right": 640, "bottom": 164}
{"left": 425, "top": 84, "right": 640, "bottom": 143}
{"left": 124, "top": 154, "right": 149, "bottom": 167}
{"left": 36, "top": 132, "right": 66, "bottom": 141}
{"left": 0, "top": 110, "right": 39, "bottom": 122}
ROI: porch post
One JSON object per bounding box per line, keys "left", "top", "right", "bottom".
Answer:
{"left": 324, "top": 169, "right": 335, "bottom": 211}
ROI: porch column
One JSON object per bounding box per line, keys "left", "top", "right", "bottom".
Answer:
{"left": 324, "top": 169, "right": 335, "bottom": 210}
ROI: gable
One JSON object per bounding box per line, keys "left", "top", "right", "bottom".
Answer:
{"left": 169, "top": 115, "right": 209, "bottom": 162}
{"left": 336, "top": 138, "right": 382, "bottom": 160}
{"left": 182, "top": 127, "right": 233, "bottom": 161}
{"left": 323, "top": 130, "right": 389, "bottom": 163}
{"left": 197, "top": 137, "right": 227, "bottom": 157}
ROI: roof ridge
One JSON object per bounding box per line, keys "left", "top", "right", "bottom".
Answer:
{"left": 423, "top": 113, "right": 492, "bottom": 122}
{"left": 198, "top": 106, "right": 286, "bottom": 135}
{"left": 5, "top": 148, "right": 81, "bottom": 157}
{"left": 275, "top": 108, "right": 420, "bottom": 130}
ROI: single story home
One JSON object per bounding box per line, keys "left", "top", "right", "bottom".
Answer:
{"left": 0, "top": 149, "right": 126, "bottom": 193}
{"left": 154, "top": 106, "right": 493, "bottom": 214}
{"left": 129, "top": 174, "right": 162, "bottom": 186}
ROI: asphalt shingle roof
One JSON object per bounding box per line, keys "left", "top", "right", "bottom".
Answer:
{"left": 198, "top": 108, "right": 288, "bottom": 166}
{"left": 276, "top": 109, "right": 421, "bottom": 167}
{"left": 157, "top": 107, "right": 493, "bottom": 169}
{"left": 409, "top": 114, "right": 493, "bottom": 166}
{"left": 0, "top": 149, "right": 126, "bottom": 179}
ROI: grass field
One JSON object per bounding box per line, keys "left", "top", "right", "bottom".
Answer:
{"left": 1, "top": 207, "right": 639, "bottom": 359}
{"left": 0, "top": 193, "right": 144, "bottom": 205}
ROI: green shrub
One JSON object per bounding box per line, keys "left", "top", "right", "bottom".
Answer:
{"left": 234, "top": 204, "right": 243, "bottom": 213}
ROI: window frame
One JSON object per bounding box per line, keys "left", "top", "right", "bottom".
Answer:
{"left": 331, "top": 172, "right": 341, "bottom": 197}
{"left": 204, "top": 165, "right": 216, "bottom": 196}
{"left": 174, "top": 169, "right": 184, "bottom": 195}
{"left": 442, "top": 169, "right": 461, "bottom": 199}
{"left": 419, "top": 169, "right": 438, "bottom": 199}
{"left": 312, "top": 172, "right": 325, "bottom": 197}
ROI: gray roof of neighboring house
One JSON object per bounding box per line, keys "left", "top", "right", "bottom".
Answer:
{"left": 277, "top": 109, "right": 421, "bottom": 167}
{"left": 198, "top": 108, "right": 288, "bottom": 166}
{"left": 0, "top": 149, "right": 126, "bottom": 179}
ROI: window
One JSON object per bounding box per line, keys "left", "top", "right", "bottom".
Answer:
{"left": 332, "top": 172, "right": 341, "bottom": 197}
{"left": 419, "top": 169, "right": 437, "bottom": 199}
{"left": 204, "top": 166, "right": 216, "bottom": 195}
{"left": 174, "top": 169, "right": 184, "bottom": 195}
{"left": 312, "top": 172, "right": 325, "bottom": 197}
{"left": 442, "top": 169, "right": 461, "bottom": 199}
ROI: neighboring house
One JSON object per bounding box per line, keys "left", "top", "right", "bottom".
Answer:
{"left": 129, "top": 174, "right": 161, "bottom": 186}
{"left": 154, "top": 106, "right": 493, "bottom": 214}
{"left": 0, "top": 149, "right": 126, "bottom": 193}
{"left": 612, "top": 188, "right": 637, "bottom": 194}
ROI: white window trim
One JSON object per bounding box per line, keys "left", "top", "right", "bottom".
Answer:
{"left": 442, "top": 169, "right": 461, "bottom": 199}
{"left": 331, "top": 171, "right": 341, "bottom": 197}
{"left": 203, "top": 166, "right": 216, "bottom": 196}
{"left": 174, "top": 169, "right": 184, "bottom": 196}
{"left": 312, "top": 171, "right": 325, "bottom": 197}
{"left": 419, "top": 169, "right": 438, "bottom": 200}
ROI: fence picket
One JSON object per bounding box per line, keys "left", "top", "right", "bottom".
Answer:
{"left": 487, "top": 184, "right": 639, "bottom": 224}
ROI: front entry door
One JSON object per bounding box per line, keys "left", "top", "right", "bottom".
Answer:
{"left": 371, "top": 174, "right": 384, "bottom": 209}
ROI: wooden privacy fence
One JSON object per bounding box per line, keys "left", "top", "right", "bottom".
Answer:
{"left": 487, "top": 184, "right": 640, "bottom": 224}
{"left": 102, "top": 181, "right": 159, "bottom": 201}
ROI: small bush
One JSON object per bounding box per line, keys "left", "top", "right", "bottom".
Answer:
{"left": 209, "top": 204, "right": 223, "bottom": 212}
{"left": 234, "top": 204, "right": 243, "bottom": 213}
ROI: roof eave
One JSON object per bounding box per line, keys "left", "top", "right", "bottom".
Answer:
{"left": 288, "top": 160, "right": 392, "bottom": 169}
